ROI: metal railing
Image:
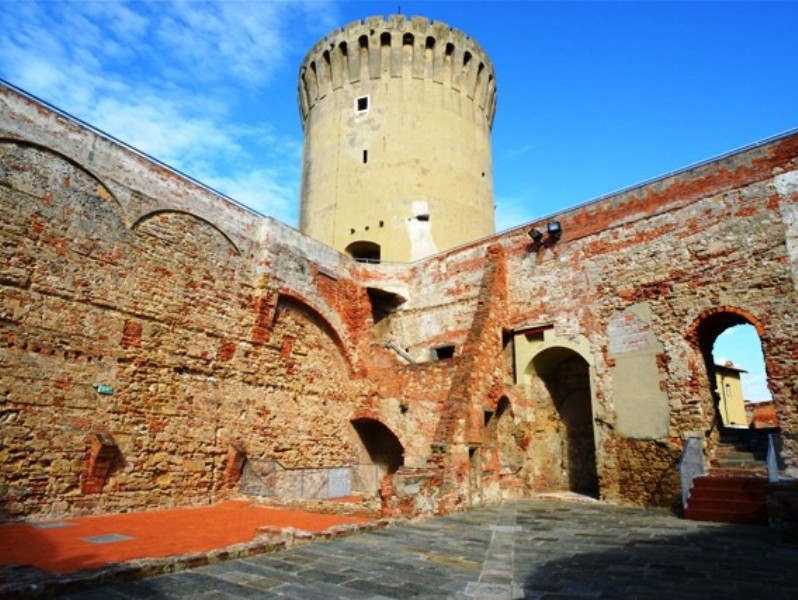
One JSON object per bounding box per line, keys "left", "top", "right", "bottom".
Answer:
{"left": 766, "top": 432, "right": 795, "bottom": 483}
{"left": 241, "top": 459, "right": 382, "bottom": 500}
{"left": 678, "top": 435, "right": 706, "bottom": 509}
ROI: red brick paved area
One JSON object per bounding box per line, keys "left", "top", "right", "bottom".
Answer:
{"left": 0, "top": 501, "right": 371, "bottom": 574}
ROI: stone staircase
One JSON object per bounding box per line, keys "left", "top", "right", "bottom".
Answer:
{"left": 684, "top": 474, "right": 768, "bottom": 525}
{"left": 684, "top": 436, "right": 769, "bottom": 525}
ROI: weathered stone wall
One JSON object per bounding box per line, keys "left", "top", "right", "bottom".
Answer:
{"left": 357, "top": 130, "right": 798, "bottom": 510}
{"left": 0, "top": 87, "right": 376, "bottom": 519}
{"left": 2, "top": 82, "right": 797, "bottom": 521}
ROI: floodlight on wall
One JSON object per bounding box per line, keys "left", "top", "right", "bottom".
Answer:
{"left": 528, "top": 228, "right": 544, "bottom": 244}
{"left": 547, "top": 221, "right": 562, "bottom": 240}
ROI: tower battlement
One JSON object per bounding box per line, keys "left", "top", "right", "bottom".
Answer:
{"left": 298, "top": 15, "right": 497, "bottom": 130}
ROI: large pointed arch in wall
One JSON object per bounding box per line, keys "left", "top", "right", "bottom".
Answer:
{"left": 275, "top": 291, "right": 356, "bottom": 376}
{"left": 0, "top": 137, "right": 127, "bottom": 225}
{"left": 524, "top": 343, "right": 600, "bottom": 497}
{"left": 132, "top": 210, "right": 241, "bottom": 256}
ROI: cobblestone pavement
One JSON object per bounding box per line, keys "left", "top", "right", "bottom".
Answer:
{"left": 62, "top": 499, "right": 798, "bottom": 599}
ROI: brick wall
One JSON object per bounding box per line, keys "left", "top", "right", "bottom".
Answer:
{"left": 2, "top": 84, "right": 797, "bottom": 520}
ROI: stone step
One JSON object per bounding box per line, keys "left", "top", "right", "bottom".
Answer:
{"left": 688, "top": 487, "right": 767, "bottom": 503}
{"left": 684, "top": 506, "right": 767, "bottom": 525}
{"left": 713, "top": 449, "right": 761, "bottom": 460}
{"left": 710, "top": 458, "right": 767, "bottom": 471}
{"left": 686, "top": 496, "right": 764, "bottom": 512}
{"left": 685, "top": 475, "right": 768, "bottom": 526}
{"left": 692, "top": 475, "right": 768, "bottom": 490}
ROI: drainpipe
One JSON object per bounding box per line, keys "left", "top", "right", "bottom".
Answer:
{"left": 384, "top": 342, "right": 416, "bottom": 364}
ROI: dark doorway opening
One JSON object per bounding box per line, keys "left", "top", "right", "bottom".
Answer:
{"left": 533, "top": 347, "right": 599, "bottom": 497}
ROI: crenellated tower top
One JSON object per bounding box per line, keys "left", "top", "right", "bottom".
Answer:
{"left": 297, "top": 15, "right": 497, "bottom": 262}
{"left": 298, "top": 15, "right": 497, "bottom": 130}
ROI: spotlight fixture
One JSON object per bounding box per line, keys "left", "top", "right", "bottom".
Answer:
{"left": 547, "top": 221, "right": 562, "bottom": 240}
{"left": 528, "top": 228, "right": 544, "bottom": 243}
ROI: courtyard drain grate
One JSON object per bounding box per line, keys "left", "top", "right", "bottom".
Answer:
{"left": 28, "top": 521, "right": 74, "bottom": 529}
{"left": 82, "top": 534, "right": 135, "bottom": 544}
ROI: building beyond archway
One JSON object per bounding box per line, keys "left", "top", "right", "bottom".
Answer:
{"left": 691, "top": 308, "right": 775, "bottom": 437}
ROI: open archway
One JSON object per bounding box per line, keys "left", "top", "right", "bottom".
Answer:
{"left": 345, "top": 241, "right": 381, "bottom": 263}
{"left": 528, "top": 347, "right": 599, "bottom": 497}
{"left": 350, "top": 418, "right": 404, "bottom": 475}
{"left": 690, "top": 308, "right": 777, "bottom": 469}
{"left": 691, "top": 308, "right": 775, "bottom": 433}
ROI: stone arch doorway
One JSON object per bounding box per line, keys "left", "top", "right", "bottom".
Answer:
{"left": 690, "top": 307, "right": 776, "bottom": 440}
{"left": 350, "top": 418, "right": 404, "bottom": 476}
{"left": 528, "top": 347, "right": 599, "bottom": 497}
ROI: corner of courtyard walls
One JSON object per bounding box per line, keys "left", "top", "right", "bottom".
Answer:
{"left": 351, "top": 132, "right": 798, "bottom": 515}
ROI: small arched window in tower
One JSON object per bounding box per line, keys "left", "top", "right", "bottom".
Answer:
{"left": 299, "top": 70, "right": 311, "bottom": 112}
{"left": 474, "top": 62, "right": 485, "bottom": 103}
{"left": 346, "top": 241, "right": 381, "bottom": 263}
{"left": 425, "top": 36, "right": 435, "bottom": 57}
{"left": 463, "top": 51, "right": 472, "bottom": 71}
{"left": 380, "top": 32, "right": 391, "bottom": 74}
{"left": 358, "top": 35, "right": 369, "bottom": 79}
{"left": 333, "top": 42, "right": 347, "bottom": 85}
{"left": 402, "top": 33, "right": 414, "bottom": 75}
{"left": 444, "top": 43, "right": 455, "bottom": 83}
{"left": 308, "top": 61, "right": 319, "bottom": 102}
{"left": 321, "top": 50, "right": 332, "bottom": 91}
{"left": 424, "top": 36, "right": 435, "bottom": 78}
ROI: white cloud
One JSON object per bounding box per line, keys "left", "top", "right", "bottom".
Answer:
{"left": 204, "top": 168, "right": 299, "bottom": 224}
{"left": 0, "top": 0, "right": 339, "bottom": 224}
{"left": 504, "top": 143, "right": 535, "bottom": 159}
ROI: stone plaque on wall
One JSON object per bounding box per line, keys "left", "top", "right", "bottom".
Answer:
{"left": 608, "top": 303, "right": 670, "bottom": 439}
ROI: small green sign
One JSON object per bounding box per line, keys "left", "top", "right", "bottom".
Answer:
{"left": 96, "top": 385, "right": 113, "bottom": 395}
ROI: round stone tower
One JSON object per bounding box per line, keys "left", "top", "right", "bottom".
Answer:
{"left": 297, "top": 15, "right": 497, "bottom": 262}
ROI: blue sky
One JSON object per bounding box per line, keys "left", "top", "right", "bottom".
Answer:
{"left": 1, "top": 0, "right": 791, "bottom": 400}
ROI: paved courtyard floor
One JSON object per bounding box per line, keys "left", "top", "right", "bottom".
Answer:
{"left": 59, "top": 499, "right": 798, "bottom": 599}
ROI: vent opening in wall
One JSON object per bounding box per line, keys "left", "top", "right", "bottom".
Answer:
{"left": 363, "top": 150, "right": 368, "bottom": 164}
{"left": 366, "top": 287, "right": 406, "bottom": 323}
{"left": 431, "top": 345, "right": 455, "bottom": 360}
{"left": 356, "top": 95, "right": 369, "bottom": 112}
{"left": 416, "top": 213, "right": 430, "bottom": 222}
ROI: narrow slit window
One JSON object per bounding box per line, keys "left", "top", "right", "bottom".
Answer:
{"left": 363, "top": 150, "right": 368, "bottom": 163}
